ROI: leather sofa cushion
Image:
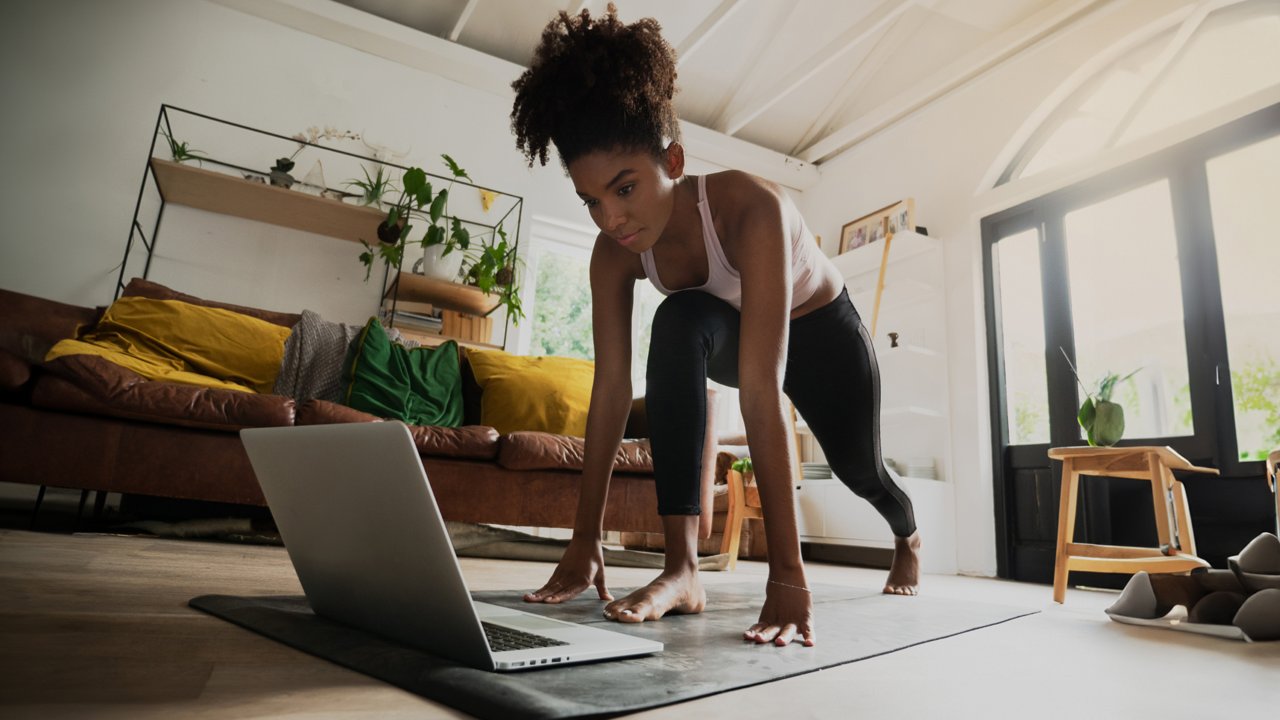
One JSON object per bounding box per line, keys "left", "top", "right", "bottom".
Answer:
{"left": 297, "top": 399, "right": 500, "bottom": 461}
{"left": 34, "top": 354, "right": 295, "bottom": 431}
{"left": 499, "top": 431, "right": 654, "bottom": 474}
{"left": 122, "top": 277, "right": 300, "bottom": 328}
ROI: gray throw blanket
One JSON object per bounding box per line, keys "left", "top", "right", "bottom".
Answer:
{"left": 274, "top": 310, "right": 419, "bottom": 403}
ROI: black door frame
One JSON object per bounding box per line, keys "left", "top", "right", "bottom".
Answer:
{"left": 983, "top": 102, "right": 1279, "bottom": 579}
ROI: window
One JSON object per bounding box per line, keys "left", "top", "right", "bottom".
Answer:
{"left": 993, "top": 228, "right": 1050, "bottom": 445}
{"left": 1063, "top": 180, "right": 1193, "bottom": 440}
{"left": 1206, "top": 133, "right": 1280, "bottom": 460}
{"left": 521, "top": 223, "right": 665, "bottom": 390}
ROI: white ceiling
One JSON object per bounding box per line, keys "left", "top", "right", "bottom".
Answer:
{"left": 328, "top": 0, "right": 1108, "bottom": 165}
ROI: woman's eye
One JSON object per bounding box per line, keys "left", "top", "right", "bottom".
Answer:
{"left": 582, "top": 198, "right": 598, "bottom": 208}
{"left": 618, "top": 184, "right": 634, "bottom": 197}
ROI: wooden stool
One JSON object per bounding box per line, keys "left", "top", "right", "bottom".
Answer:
{"left": 1048, "top": 446, "right": 1218, "bottom": 603}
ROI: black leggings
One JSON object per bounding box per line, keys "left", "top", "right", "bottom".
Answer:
{"left": 644, "top": 288, "right": 916, "bottom": 538}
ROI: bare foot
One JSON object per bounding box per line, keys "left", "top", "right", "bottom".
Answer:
{"left": 603, "top": 570, "right": 706, "bottom": 623}
{"left": 884, "top": 531, "right": 921, "bottom": 596}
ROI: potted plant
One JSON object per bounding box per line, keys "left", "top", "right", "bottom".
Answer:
{"left": 1062, "top": 348, "right": 1139, "bottom": 447}
{"left": 357, "top": 155, "right": 525, "bottom": 323}
{"left": 462, "top": 224, "right": 525, "bottom": 322}
{"left": 160, "top": 128, "right": 205, "bottom": 165}
{"left": 344, "top": 165, "right": 397, "bottom": 207}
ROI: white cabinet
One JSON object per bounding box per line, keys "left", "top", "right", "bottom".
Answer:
{"left": 795, "top": 230, "right": 955, "bottom": 573}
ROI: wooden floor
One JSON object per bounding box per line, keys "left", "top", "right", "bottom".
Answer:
{"left": 1, "top": 528, "right": 1277, "bottom": 719}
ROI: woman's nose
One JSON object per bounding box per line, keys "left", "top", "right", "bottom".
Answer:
{"left": 603, "top": 206, "right": 627, "bottom": 233}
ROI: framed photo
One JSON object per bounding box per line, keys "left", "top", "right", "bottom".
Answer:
{"left": 839, "top": 198, "right": 915, "bottom": 254}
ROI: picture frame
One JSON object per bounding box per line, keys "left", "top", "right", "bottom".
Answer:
{"left": 839, "top": 198, "right": 915, "bottom": 254}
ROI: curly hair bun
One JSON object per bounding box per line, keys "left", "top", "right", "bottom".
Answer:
{"left": 511, "top": 3, "right": 681, "bottom": 169}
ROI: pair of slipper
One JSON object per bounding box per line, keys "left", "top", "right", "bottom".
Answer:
{"left": 1106, "top": 533, "right": 1280, "bottom": 642}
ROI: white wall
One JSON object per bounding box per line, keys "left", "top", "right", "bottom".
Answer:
{"left": 0, "top": 0, "right": 588, "bottom": 322}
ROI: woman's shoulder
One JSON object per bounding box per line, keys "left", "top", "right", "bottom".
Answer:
{"left": 704, "top": 170, "right": 790, "bottom": 224}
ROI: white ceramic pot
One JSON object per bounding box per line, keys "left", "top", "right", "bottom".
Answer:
{"left": 415, "top": 243, "right": 464, "bottom": 281}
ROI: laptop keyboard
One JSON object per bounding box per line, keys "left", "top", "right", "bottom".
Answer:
{"left": 482, "top": 621, "right": 569, "bottom": 652}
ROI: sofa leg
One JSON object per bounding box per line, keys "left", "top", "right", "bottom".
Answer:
{"left": 29, "top": 485, "right": 47, "bottom": 530}
{"left": 73, "top": 490, "right": 89, "bottom": 533}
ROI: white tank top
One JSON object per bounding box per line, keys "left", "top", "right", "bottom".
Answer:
{"left": 639, "top": 174, "right": 822, "bottom": 311}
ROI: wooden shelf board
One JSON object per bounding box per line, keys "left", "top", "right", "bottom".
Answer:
{"left": 151, "top": 158, "right": 385, "bottom": 244}
{"left": 391, "top": 272, "right": 500, "bottom": 316}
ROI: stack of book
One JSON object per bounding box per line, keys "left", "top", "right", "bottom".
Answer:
{"left": 387, "top": 301, "right": 443, "bottom": 335}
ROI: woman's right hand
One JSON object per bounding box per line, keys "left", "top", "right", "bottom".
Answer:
{"left": 523, "top": 535, "right": 613, "bottom": 604}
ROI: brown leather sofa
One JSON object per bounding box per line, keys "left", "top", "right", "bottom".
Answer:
{"left": 0, "top": 279, "right": 720, "bottom": 539}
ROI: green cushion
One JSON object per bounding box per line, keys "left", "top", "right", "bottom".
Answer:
{"left": 341, "top": 319, "right": 463, "bottom": 428}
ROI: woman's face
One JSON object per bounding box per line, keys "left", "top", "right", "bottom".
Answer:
{"left": 567, "top": 146, "right": 682, "bottom": 254}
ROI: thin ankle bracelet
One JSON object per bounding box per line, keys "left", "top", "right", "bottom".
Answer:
{"left": 768, "top": 579, "right": 811, "bottom": 593}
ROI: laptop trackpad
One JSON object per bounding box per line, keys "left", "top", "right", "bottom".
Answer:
{"left": 498, "top": 614, "right": 574, "bottom": 633}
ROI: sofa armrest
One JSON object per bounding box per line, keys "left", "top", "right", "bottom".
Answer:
{"left": 0, "top": 288, "right": 101, "bottom": 361}
{"left": 0, "top": 348, "right": 31, "bottom": 393}
{"left": 35, "top": 354, "right": 295, "bottom": 431}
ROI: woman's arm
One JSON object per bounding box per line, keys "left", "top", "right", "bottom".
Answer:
{"left": 572, "top": 236, "right": 639, "bottom": 538}
{"left": 723, "top": 173, "right": 815, "bottom": 645}
{"left": 524, "top": 235, "right": 636, "bottom": 603}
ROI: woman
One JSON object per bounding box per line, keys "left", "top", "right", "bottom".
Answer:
{"left": 509, "top": 5, "right": 920, "bottom": 648}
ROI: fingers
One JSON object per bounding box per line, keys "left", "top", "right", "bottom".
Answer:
{"left": 774, "top": 623, "right": 798, "bottom": 646}
{"left": 594, "top": 574, "right": 614, "bottom": 602}
{"left": 743, "top": 623, "right": 781, "bottom": 644}
{"left": 524, "top": 581, "right": 585, "bottom": 604}
{"left": 744, "top": 622, "right": 815, "bottom": 646}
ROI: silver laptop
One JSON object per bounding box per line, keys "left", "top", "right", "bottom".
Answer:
{"left": 240, "top": 421, "right": 662, "bottom": 671}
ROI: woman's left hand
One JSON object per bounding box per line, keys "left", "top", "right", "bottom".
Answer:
{"left": 744, "top": 581, "right": 816, "bottom": 646}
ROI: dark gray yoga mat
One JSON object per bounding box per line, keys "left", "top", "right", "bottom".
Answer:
{"left": 190, "top": 583, "right": 1036, "bottom": 719}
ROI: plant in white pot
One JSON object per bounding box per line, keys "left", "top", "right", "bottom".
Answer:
{"left": 357, "top": 155, "right": 524, "bottom": 322}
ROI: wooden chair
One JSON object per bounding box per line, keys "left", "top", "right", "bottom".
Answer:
{"left": 719, "top": 404, "right": 804, "bottom": 569}
{"left": 1048, "top": 445, "right": 1218, "bottom": 604}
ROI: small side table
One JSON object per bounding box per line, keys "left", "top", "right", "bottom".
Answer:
{"left": 1048, "top": 446, "right": 1218, "bottom": 604}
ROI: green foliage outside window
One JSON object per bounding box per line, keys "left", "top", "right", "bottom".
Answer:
{"left": 531, "top": 251, "right": 593, "bottom": 360}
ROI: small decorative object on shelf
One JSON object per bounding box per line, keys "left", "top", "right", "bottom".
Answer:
{"left": 269, "top": 157, "right": 296, "bottom": 188}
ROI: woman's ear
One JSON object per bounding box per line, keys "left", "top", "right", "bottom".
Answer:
{"left": 664, "top": 142, "right": 686, "bottom": 179}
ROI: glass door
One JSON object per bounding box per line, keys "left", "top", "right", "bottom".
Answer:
{"left": 984, "top": 104, "right": 1280, "bottom": 580}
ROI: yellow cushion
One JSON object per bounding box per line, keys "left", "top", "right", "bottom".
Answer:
{"left": 45, "top": 296, "right": 291, "bottom": 393}
{"left": 466, "top": 349, "right": 594, "bottom": 436}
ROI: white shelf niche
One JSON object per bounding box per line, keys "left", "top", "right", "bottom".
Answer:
{"left": 829, "top": 230, "right": 939, "bottom": 278}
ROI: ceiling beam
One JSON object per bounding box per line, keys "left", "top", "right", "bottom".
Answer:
{"left": 210, "top": 0, "right": 821, "bottom": 190}
{"left": 720, "top": 0, "right": 916, "bottom": 136}
{"left": 799, "top": 0, "right": 1107, "bottom": 164}
{"left": 676, "top": 0, "right": 745, "bottom": 67}
{"left": 707, "top": 2, "right": 796, "bottom": 131}
{"left": 789, "top": 9, "right": 922, "bottom": 156}
{"left": 449, "top": 0, "right": 480, "bottom": 42}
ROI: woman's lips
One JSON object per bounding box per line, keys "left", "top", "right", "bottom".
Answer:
{"left": 616, "top": 230, "right": 641, "bottom": 247}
